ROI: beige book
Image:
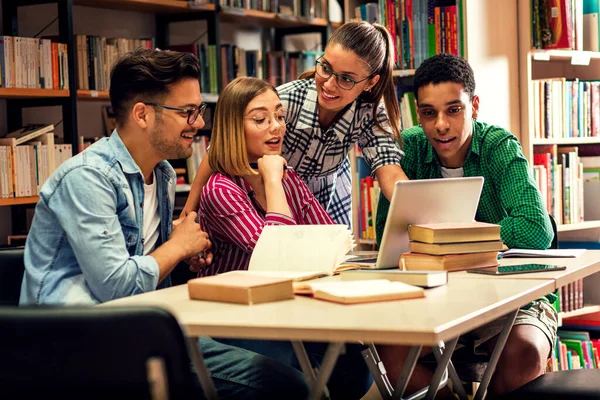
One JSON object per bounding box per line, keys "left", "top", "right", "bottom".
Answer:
{"left": 248, "top": 225, "right": 356, "bottom": 281}
{"left": 409, "top": 240, "right": 505, "bottom": 255}
{"left": 340, "top": 269, "right": 447, "bottom": 288}
{"left": 408, "top": 222, "right": 501, "bottom": 244}
{"left": 400, "top": 251, "right": 499, "bottom": 272}
{"left": 293, "top": 279, "right": 425, "bottom": 304}
{"left": 188, "top": 271, "right": 294, "bottom": 305}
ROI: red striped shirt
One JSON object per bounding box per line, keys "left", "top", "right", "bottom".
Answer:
{"left": 198, "top": 169, "right": 335, "bottom": 277}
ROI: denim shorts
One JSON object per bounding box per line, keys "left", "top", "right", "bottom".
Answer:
{"left": 459, "top": 299, "right": 558, "bottom": 357}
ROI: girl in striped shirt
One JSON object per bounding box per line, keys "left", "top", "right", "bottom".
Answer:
{"left": 198, "top": 76, "right": 335, "bottom": 277}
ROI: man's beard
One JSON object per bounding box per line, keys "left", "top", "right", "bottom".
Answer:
{"left": 150, "top": 120, "right": 193, "bottom": 160}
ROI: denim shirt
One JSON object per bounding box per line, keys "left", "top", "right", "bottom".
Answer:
{"left": 20, "top": 130, "right": 175, "bottom": 305}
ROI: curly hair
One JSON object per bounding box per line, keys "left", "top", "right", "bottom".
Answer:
{"left": 413, "top": 53, "right": 476, "bottom": 102}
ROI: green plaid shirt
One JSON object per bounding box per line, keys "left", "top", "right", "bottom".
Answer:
{"left": 376, "top": 121, "right": 556, "bottom": 304}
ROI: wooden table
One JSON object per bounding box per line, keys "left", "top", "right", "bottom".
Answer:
{"left": 104, "top": 274, "right": 555, "bottom": 400}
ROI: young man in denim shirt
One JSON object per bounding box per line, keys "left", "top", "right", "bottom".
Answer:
{"left": 20, "top": 48, "right": 309, "bottom": 399}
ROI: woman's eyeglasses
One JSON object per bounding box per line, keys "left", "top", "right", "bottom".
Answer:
{"left": 315, "top": 57, "right": 371, "bottom": 91}
{"left": 145, "top": 103, "right": 207, "bottom": 125}
{"left": 245, "top": 109, "right": 287, "bottom": 131}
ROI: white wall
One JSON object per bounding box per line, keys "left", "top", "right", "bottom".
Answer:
{"left": 465, "top": 0, "right": 521, "bottom": 139}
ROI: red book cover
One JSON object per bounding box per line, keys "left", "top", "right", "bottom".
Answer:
{"left": 545, "top": 0, "right": 574, "bottom": 49}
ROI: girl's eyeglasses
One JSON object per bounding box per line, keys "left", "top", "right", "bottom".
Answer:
{"left": 245, "top": 109, "right": 287, "bottom": 131}
{"left": 145, "top": 103, "right": 207, "bottom": 125}
{"left": 315, "top": 57, "right": 371, "bottom": 90}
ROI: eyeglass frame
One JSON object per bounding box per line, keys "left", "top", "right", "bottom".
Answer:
{"left": 244, "top": 109, "right": 287, "bottom": 131}
{"left": 314, "top": 57, "right": 373, "bottom": 90}
{"left": 145, "top": 102, "right": 207, "bottom": 125}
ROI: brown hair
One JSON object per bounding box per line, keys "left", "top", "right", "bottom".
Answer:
{"left": 208, "top": 77, "right": 279, "bottom": 176}
{"left": 299, "top": 21, "right": 401, "bottom": 142}
{"left": 109, "top": 48, "right": 202, "bottom": 126}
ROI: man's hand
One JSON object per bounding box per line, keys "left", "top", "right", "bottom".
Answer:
{"left": 170, "top": 211, "right": 211, "bottom": 260}
{"left": 186, "top": 248, "right": 213, "bottom": 273}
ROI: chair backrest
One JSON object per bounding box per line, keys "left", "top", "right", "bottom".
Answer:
{"left": 0, "top": 306, "right": 199, "bottom": 399}
{"left": 0, "top": 247, "right": 25, "bottom": 306}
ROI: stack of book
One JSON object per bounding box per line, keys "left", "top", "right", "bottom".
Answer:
{"left": 399, "top": 222, "right": 504, "bottom": 272}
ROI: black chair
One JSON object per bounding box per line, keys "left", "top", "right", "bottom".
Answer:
{"left": 0, "top": 306, "right": 201, "bottom": 399}
{"left": 0, "top": 247, "right": 25, "bottom": 306}
{"left": 548, "top": 213, "right": 558, "bottom": 249}
{"left": 498, "top": 369, "right": 600, "bottom": 400}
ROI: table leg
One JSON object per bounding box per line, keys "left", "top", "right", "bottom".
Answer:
{"left": 424, "top": 337, "right": 459, "bottom": 400}
{"left": 474, "top": 309, "right": 518, "bottom": 400}
{"left": 307, "top": 342, "right": 345, "bottom": 400}
{"left": 187, "top": 337, "right": 219, "bottom": 400}
{"left": 432, "top": 345, "right": 468, "bottom": 400}
{"left": 390, "top": 345, "right": 423, "bottom": 400}
{"left": 362, "top": 343, "right": 394, "bottom": 399}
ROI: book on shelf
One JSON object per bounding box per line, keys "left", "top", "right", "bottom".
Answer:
{"left": 4, "top": 124, "right": 54, "bottom": 145}
{"left": 409, "top": 240, "right": 505, "bottom": 255}
{"left": 293, "top": 279, "right": 425, "bottom": 304}
{"left": 407, "top": 222, "right": 501, "bottom": 244}
{"left": 247, "top": 225, "right": 356, "bottom": 281}
{"left": 187, "top": 271, "right": 294, "bottom": 305}
{"left": 499, "top": 248, "right": 586, "bottom": 258}
{"left": 339, "top": 269, "right": 448, "bottom": 288}
{"left": 400, "top": 251, "right": 499, "bottom": 272}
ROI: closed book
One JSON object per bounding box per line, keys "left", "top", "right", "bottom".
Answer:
{"left": 4, "top": 124, "right": 54, "bottom": 145}
{"left": 339, "top": 269, "right": 447, "bottom": 288}
{"left": 293, "top": 279, "right": 425, "bottom": 304}
{"left": 408, "top": 222, "right": 501, "bottom": 244}
{"left": 400, "top": 251, "right": 499, "bottom": 272}
{"left": 409, "top": 240, "right": 505, "bottom": 255}
{"left": 187, "top": 271, "right": 294, "bottom": 305}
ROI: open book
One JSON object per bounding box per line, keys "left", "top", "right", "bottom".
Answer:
{"left": 293, "top": 279, "right": 425, "bottom": 304}
{"left": 248, "top": 225, "right": 355, "bottom": 281}
{"left": 499, "top": 249, "right": 586, "bottom": 258}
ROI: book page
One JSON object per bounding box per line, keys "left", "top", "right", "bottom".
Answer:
{"left": 305, "top": 280, "right": 424, "bottom": 298}
{"left": 248, "top": 225, "right": 354, "bottom": 275}
{"left": 500, "top": 249, "right": 586, "bottom": 258}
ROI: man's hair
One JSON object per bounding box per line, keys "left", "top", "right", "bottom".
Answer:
{"left": 109, "top": 48, "right": 202, "bottom": 125}
{"left": 208, "top": 76, "right": 278, "bottom": 177}
{"left": 413, "top": 53, "right": 476, "bottom": 102}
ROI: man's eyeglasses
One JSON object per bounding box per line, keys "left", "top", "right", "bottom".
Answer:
{"left": 245, "top": 109, "right": 287, "bottom": 131}
{"left": 145, "top": 102, "right": 207, "bottom": 125}
{"left": 315, "top": 57, "right": 371, "bottom": 91}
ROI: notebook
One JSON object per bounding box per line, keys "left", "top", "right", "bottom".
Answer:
{"left": 358, "top": 177, "right": 484, "bottom": 269}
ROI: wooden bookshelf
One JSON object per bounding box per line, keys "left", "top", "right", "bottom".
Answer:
{"left": 557, "top": 221, "right": 600, "bottom": 233}
{"left": 560, "top": 305, "right": 600, "bottom": 320}
{"left": 331, "top": 21, "right": 343, "bottom": 29}
{"left": 530, "top": 49, "right": 600, "bottom": 64}
{"left": 532, "top": 137, "right": 600, "bottom": 146}
{"left": 220, "top": 8, "right": 328, "bottom": 28}
{"left": 0, "top": 197, "right": 40, "bottom": 207}
{"left": 392, "top": 69, "right": 416, "bottom": 77}
{"left": 73, "top": 0, "right": 215, "bottom": 13}
{"left": 0, "top": 88, "right": 69, "bottom": 99}
{"left": 77, "top": 90, "right": 110, "bottom": 101}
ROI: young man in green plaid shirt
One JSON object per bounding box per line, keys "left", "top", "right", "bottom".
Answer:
{"left": 375, "top": 54, "right": 558, "bottom": 397}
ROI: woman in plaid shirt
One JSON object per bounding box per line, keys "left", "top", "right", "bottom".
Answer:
{"left": 183, "top": 21, "right": 408, "bottom": 225}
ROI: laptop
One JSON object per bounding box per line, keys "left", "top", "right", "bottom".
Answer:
{"left": 350, "top": 177, "right": 484, "bottom": 269}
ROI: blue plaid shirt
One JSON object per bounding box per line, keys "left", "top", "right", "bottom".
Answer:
{"left": 278, "top": 79, "right": 403, "bottom": 224}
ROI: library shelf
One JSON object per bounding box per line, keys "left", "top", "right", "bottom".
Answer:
{"left": 220, "top": 7, "right": 328, "bottom": 28}
{"left": 560, "top": 305, "right": 600, "bottom": 320}
{"left": 358, "top": 238, "right": 375, "bottom": 245}
{"left": 331, "top": 21, "right": 342, "bottom": 29}
{"left": 73, "top": 0, "right": 215, "bottom": 13}
{"left": 77, "top": 90, "right": 110, "bottom": 101}
{"left": 530, "top": 49, "right": 600, "bottom": 65}
{"left": 0, "top": 88, "right": 69, "bottom": 99}
{"left": 557, "top": 221, "right": 600, "bottom": 233}
{"left": 532, "top": 137, "right": 600, "bottom": 146}
{"left": 0, "top": 196, "right": 40, "bottom": 207}
{"left": 392, "top": 69, "right": 416, "bottom": 77}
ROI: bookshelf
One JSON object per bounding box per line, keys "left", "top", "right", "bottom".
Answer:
{"left": 0, "top": 197, "right": 40, "bottom": 207}
{"left": 0, "top": 88, "right": 70, "bottom": 99}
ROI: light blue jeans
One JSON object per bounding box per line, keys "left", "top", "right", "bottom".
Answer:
{"left": 196, "top": 337, "right": 309, "bottom": 399}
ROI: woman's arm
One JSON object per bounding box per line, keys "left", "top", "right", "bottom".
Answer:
{"left": 374, "top": 164, "right": 409, "bottom": 201}
{"left": 181, "top": 156, "right": 213, "bottom": 218}
{"left": 259, "top": 155, "right": 292, "bottom": 218}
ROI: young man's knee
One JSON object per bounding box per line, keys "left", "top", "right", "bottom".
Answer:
{"left": 502, "top": 326, "right": 549, "bottom": 375}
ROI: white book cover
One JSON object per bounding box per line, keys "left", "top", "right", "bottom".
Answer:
{"left": 5, "top": 123, "right": 54, "bottom": 145}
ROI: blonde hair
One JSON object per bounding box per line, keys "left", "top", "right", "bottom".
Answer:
{"left": 209, "top": 76, "right": 279, "bottom": 176}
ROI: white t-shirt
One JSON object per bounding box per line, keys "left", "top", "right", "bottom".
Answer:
{"left": 142, "top": 172, "right": 160, "bottom": 255}
{"left": 441, "top": 166, "right": 465, "bottom": 178}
